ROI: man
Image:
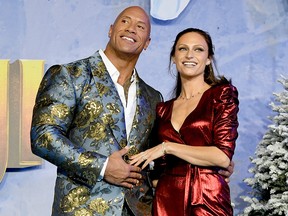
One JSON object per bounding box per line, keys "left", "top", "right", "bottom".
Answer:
{"left": 31, "top": 6, "right": 161, "bottom": 216}
{"left": 31, "top": 6, "right": 233, "bottom": 216}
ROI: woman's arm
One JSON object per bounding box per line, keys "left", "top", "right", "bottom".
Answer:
{"left": 131, "top": 85, "right": 239, "bottom": 171}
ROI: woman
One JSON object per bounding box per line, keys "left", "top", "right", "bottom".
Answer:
{"left": 130, "top": 28, "right": 239, "bottom": 215}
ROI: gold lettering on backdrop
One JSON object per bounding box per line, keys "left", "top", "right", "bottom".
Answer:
{"left": 0, "top": 60, "right": 9, "bottom": 182}
{"left": 8, "top": 60, "right": 44, "bottom": 168}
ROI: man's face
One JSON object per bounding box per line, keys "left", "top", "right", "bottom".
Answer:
{"left": 108, "top": 7, "right": 151, "bottom": 56}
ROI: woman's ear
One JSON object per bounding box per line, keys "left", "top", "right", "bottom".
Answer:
{"left": 172, "top": 56, "right": 175, "bottom": 64}
{"left": 206, "top": 58, "right": 211, "bottom": 65}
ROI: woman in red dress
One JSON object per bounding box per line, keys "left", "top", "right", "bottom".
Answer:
{"left": 130, "top": 28, "right": 239, "bottom": 216}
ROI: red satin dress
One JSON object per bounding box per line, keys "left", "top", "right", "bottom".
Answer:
{"left": 152, "top": 84, "right": 239, "bottom": 216}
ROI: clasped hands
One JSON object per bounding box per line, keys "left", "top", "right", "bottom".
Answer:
{"left": 104, "top": 145, "right": 234, "bottom": 189}
{"left": 129, "top": 143, "right": 235, "bottom": 183}
{"left": 103, "top": 144, "right": 170, "bottom": 189}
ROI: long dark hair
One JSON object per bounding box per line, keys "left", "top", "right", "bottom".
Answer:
{"left": 169, "top": 28, "right": 230, "bottom": 98}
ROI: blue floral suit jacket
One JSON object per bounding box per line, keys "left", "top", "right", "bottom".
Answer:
{"left": 30, "top": 51, "right": 162, "bottom": 216}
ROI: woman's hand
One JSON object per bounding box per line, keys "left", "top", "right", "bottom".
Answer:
{"left": 129, "top": 143, "right": 165, "bottom": 169}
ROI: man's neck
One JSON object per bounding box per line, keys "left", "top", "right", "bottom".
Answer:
{"left": 104, "top": 48, "right": 138, "bottom": 86}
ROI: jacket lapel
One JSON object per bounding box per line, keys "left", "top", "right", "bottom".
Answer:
{"left": 89, "top": 51, "right": 127, "bottom": 149}
{"left": 127, "top": 73, "right": 155, "bottom": 155}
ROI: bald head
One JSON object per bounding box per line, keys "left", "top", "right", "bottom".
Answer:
{"left": 114, "top": 6, "right": 151, "bottom": 36}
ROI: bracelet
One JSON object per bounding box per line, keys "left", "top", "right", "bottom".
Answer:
{"left": 161, "top": 142, "right": 167, "bottom": 155}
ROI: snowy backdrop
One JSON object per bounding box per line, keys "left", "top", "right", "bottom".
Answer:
{"left": 0, "top": 0, "right": 287, "bottom": 215}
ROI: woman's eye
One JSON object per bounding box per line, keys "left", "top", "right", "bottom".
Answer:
{"left": 178, "top": 47, "right": 187, "bottom": 51}
{"left": 195, "top": 48, "right": 204, "bottom": 52}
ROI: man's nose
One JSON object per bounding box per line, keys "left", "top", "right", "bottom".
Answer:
{"left": 125, "top": 23, "right": 137, "bottom": 34}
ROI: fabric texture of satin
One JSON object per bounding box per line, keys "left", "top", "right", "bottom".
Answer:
{"left": 151, "top": 84, "right": 239, "bottom": 216}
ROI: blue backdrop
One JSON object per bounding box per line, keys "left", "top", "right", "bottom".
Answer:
{"left": 0, "top": 0, "right": 287, "bottom": 215}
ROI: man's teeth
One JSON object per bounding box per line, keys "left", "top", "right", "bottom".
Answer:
{"left": 122, "top": 36, "right": 135, "bottom": 42}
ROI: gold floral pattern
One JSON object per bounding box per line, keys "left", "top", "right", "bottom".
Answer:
{"left": 96, "top": 82, "right": 109, "bottom": 97}
{"left": 51, "top": 104, "right": 69, "bottom": 119}
{"left": 74, "top": 101, "right": 103, "bottom": 128}
{"left": 49, "top": 65, "right": 62, "bottom": 76}
{"left": 126, "top": 145, "right": 139, "bottom": 157}
{"left": 87, "top": 122, "right": 106, "bottom": 140}
{"left": 83, "top": 84, "right": 92, "bottom": 95}
{"left": 87, "top": 101, "right": 104, "bottom": 118}
{"left": 38, "top": 133, "right": 54, "bottom": 148}
{"left": 61, "top": 186, "right": 90, "bottom": 213}
{"left": 82, "top": 170, "right": 97, "bottom": 186}
{"left": 106, "top": 103, "right": 121, "bottom": 114}
{"left": 78, "top": 152, "right": 94, "bottom": 167}
{"left": 74, "top": 208, "right": 93, "bottom": 216}
{"left": 92, "top": 61, "right": 106, "bottom": 78}
{"left": 89, "top": 198, "right": 110, "bottom": 215}
{"left": 66, "top": 65, "right": 83, "bottom": 77}
{"left": 36, "top": 113, "right": 56, "bottom": 125}
{"left": 101, "top": 113, "right": 114, "bottom": 125}
{"left": 31, "top": 51, "right": 162, "bottom": 216}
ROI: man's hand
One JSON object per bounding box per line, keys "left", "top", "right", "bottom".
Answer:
{"left": 104, "top": 147, "right": 142, "bottom": 189}
{"left": 218, "top": 160, "right": 235, "bottom": 183}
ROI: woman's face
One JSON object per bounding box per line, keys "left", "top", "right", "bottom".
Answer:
{"left": 172, "top": 32, "right": 211, "bottom": 80}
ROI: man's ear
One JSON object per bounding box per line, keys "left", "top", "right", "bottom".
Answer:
{"left": 108, "top": 24, "right": 113, "bottom": 38}
{"left": 144, "top": 37, "right": 151, "bottom": 50}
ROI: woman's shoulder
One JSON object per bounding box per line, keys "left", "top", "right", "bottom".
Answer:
{"left": 209, "top": 84, "right": 238, "bottom": 105}
{"left": 211, "top": 83, "right": 238, "bottom": 96}
{"left": 156, "top": 99, "right": 174, "bottom": 116}
{"left": 157, "top": 98, "right": 174, "bottom": 107}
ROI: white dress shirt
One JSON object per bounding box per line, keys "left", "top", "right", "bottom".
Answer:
{"left": 98, "top": 49, "right": 137, "bottom": 180}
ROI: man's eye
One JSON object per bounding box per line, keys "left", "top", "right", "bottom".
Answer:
{"left": 138, "top": 25, "right": 145, "bottom": 30}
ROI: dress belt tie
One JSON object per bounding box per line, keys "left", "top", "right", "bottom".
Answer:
{"left": 184, "top": 165, "right": 204, "bottom": 213}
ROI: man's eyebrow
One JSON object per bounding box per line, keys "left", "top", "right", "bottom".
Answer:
{"left": 121, "top": 15, "right": 148, "bottom": 26}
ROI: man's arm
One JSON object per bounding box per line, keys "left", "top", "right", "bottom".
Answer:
{"left": 30, "top": 65, "right": 106, "bottom": 187}
{"left": 218, "top": 160, "right": 235, "bottom": 183}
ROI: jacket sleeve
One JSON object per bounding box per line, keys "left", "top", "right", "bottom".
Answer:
{"left": 30, "top": 64, "right": 107, "bottom": 188}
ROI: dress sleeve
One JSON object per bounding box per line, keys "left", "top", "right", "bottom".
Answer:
{"left": 213, "top": 84, "right": 239, "bottom": 160}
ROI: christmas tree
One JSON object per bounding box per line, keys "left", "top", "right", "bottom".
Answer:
{"left": 241, "top": 76, "right": 288, "bottom": 216}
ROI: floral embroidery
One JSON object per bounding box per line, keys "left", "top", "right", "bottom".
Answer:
{"left": 87, "top": 122, "right": 106, "bottom": 140}
{"left": 101, "top": 113, "right": 114, "bottom": 125}
{"left": 78, "top": 152, "right": 94, "bottom": 167}
{"left": 67, "top": 65, "right": 83, "bottom": 77}
{"left": 106, "top": 103, "right": 121, "bottom": 114}
{"left": 36, "top": 113, "right": 56, "bottom": 125}
{"left": 96, "top": 82, "right": 109, "bottom": 97}
{"left": 74, "top": 208, "right": 93, "bottom": 216}
{"left": 51, "top": 104, "right": 69, "bottom": 119}
{"left": 92, "top": 61, "right": 106, "bottom": 78}
{"left": 60, "top": 186, "right": 90, "bottom": 213}
{"left": 74, "top": 101, "right": 103, "bottom": 128}
{"left": 82, "top": 84, "right": 92, "bottom": 95}
{"left": 38, "top": 133, "right": 53, "bottom": 149}
{"left": 89, "top": 198, "right": 110, "bottom": 215}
